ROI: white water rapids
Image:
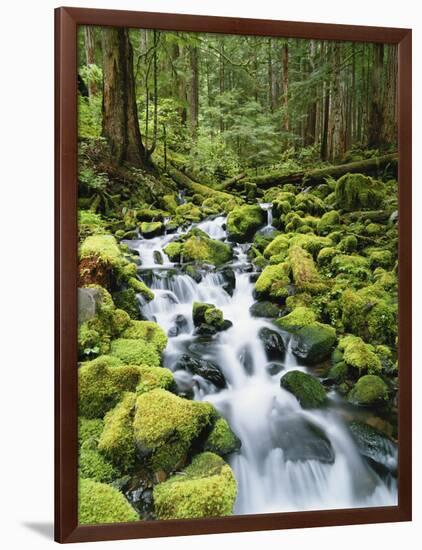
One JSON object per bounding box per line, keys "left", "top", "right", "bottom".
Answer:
{"left": 125, "top": 208, "right": 397, "bottom": 515}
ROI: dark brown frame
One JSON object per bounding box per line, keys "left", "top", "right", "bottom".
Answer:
{"left": 55, "top": 6, "right": 412, "bottom": 543}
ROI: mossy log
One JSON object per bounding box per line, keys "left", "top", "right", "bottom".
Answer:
{"left": 165, "top": 162, "right": 235, "bottom": 200}
{"left": 217, "top": 172, "right": 247, "bottom": 191}
{"left": 247, "top": 153, "right": 398, "bottom": 188}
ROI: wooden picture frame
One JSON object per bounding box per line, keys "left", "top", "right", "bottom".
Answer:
{"left": 55, "top": 6, "right": 412, "bottom": 543}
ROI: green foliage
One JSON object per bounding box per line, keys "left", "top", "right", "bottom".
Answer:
{"left": 153, "top": 452, "right": 237, "bottom": 519}
{"left": 335, "top": 173, "right": 384, "bottom": 211}
{"left": 79, "top": 478, "right": 139, "bottom": 524}
{"left": 110, "top": 339, "right": 161, "bottom": 366}
{"left": 339, "top": 335, "right": 382, "bottom": 374}
{"left": 348, "top": 375, "right": 388, "bottom": 406}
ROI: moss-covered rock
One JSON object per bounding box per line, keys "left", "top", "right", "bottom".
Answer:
{"left": 140, "top": 221, "right": 164, "bottom": 238}
{"left": 153, "top": 452, "right": 237, "bottom": 519}
{"left": 127, "top": 277, "right": 154, "bottom": 302}
{"left": 338, "top": 235, "right": 358, "bottom": 253}
{"left": 133, "top": 389, "right": 216, "bottom": 474}
{"left": 263, "top": 234, "right": 290, "bottom": 259}
{"left": 348, "top": 375, "right": 388, "bottom": 406}
{"left": 294, "top": 193, "right": 326, "bottom": 216}
{"left": 255, "top": 263, "right": 290, "bottom": 301}
{"left": 280, "top": 370, "right": 327, "bottom": 408}
{"left": 80, "top": 235, "right": 124, "bottom": 266}
{"left": 183, "top": 234, "right": 232, "bottom": 266}
{"left": 112, "top": 288, "right": 141, "bottom": 319}
{"left": 176, "top": 202, "right": 202, "bottom": 222}
{"left": 192, "top": 302, "right": 229, "bottom": 333}
{"left": 79, "top": 446, "right": 118, "bottom": 484}
{"left": 327, "top": 361, "right": 348, "bottom": 383}
{"left": 275, "top": 306, "right": 316, "bottom": 332}
{"left": 249, "top": 301, "right": 282, "bottom": 318}
{"left": 331, "top": 254, "right": 370, "bottom": 280}
{"left": 317, "top": 246, "right": 338, "bottom": 267}
{"left": 163, "top": 242, "right": 183, "bottom": 261}
{"left": 317, "top": 210, "right": 340, "bottom": 235}
{"left": 338, "top": 335, "right": 382, "bottom": 373}
{"left": 136, "top": 366, "right": 175, "bottom": 394}
{"left": 290, "top": 323, "right": 337, "bottom": 364}
{"left": 98, "top": 392, "right": 136, "bottom": 474}
{"left": 79, "top": 478, "right": 139, "bottom": 524}
{"left": 287, "top": 245, "right": 326, "bottom": 293}
{"left": 335, "top": 173, "right": 384, "bottom": 212}
{"left": 161, "top": 194, "right": 178, "bottom": 213}
{"left": 203, "top": 418, "right": 241, "bottom": 456}
{"left": 288, "top": 233, "right": 333, "bottom": 257}
{"left": 110, "top": 339, "right": 161, "bottom": 367}
{"left": 78, "top": 359, "right": 143, "bottom": 418}
{"left": 122, "top": 320, "right": 168, "bottom": 352}
{"left": 226, "top": 204, "right": 264, "bottom": 242}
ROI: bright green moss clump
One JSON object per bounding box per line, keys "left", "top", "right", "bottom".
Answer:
{"left": 203, "top": 418, "right": 241, "bottom": 456}
{"left": 122, "top": 320, "right": 168, "bottom": 352}
{"left": 110, "top": 338, "right": 161, "bottom": 366}
{"left": 163, "top": 242, "right": 183, "bottom": 261}
{"left": 79, "top": 447, "right": 118, "bottom": 483}
{"left": 338, "top": 335, "right": 382, "bottom": 373}
{"left": 140, "top": 221, "right": 164, "bottom": 238}
{"left": 79, "top": 478, "right": 139, "bottom": 524}
{"left": 348, "top": 375, "right": 388, "bottom": 406}
{"left": 280, "top": 370, "right": 327, "bottom": 408}
{"left": 317, "top": 211, "right": 340, "bottom": 235}
{"left": 275, "top": 306, "right": 316, "bottom": 332}
{"left": 263, "top": 234, "right": 290, "bottom": 259}
{"left": 80, "top": 235, "right": 123, "bottom": 266}
{"left": 287, "top": 245, "right": 326, "bottom": 293}
{"left": 226, "top": 204, "right": 264, "bottom": 242}
{"left": 133, "top": 389, "right": 216, "bottom": 474}
{"left": 153, "top": 452, "right": 237, "bottom": 519}
{"left": 335, "top": 173, "right": 384, "bottom": 211}
{"left": 98, "top": 393, "right": 136, "bottom": 474}
{"left": 78, "top": 360, "right": 142, "bottom": 418}
{"left": 255, "top": 263, "right": 290, "bottom": 300}
{"left": 127, "top": 277, "right": 154, "bottom": 302}
{"left": 183, "top": 234, "right": 232, "bottom": 266}
{"left": 136, "top": 366, "right": 175, "bottom": 394}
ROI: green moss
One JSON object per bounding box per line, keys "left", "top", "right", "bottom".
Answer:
{"left": 348, "top": 375, "right": 388, "bottom": 406}
{"left": 79, "top": 360, "right": 143, "bottom": 418}
{"left": 78, "top": 322, "right": 104, "bottom": 358}
{"left": 338, "top": 235, "right": 358, "bottom": 253}
{"left": 162, "top": 194, "right": 178, "bottom": 213}
{"left": 365, "top": 248, "right": 393, "bottom": 269}
{"left": 79, "top": 417, "right": 104, "bottom": 449}
{"left": 153, "top": 452, "right": 237, "bottom": 519}
{"left": 317, "top": 210, "right": 340, "bottom": 235}
{"left": 136, "top": 366, "right": 175, "bottom": 394}
{"left": 176, "top": 202, "right": 202, "bottom": 222}
{"left": 133, "top": 389, "right": 216, "bottom": 474}
{"left": 339, "top": 335, "right": 382, "bottom": 373}
{"left": 80, "top": 235, "right": 123, "bottom": 266}
{"left": 280, "top": 370, "right": 327, "bottom": 408}
{"left": 317, "top": 247, "right": 338, "bottom": 267}
{"left": 290, "top": 323, "right": 336, "bottom": 364}
{"left": 263, "top": 235, "right": 290, "bottom": 259}
{"left": 341, "top": 285, "right": 396, "bottom": 345}
{"left": 183, "top": 234, "right": 232, "bottom": 266}
{"left": 98, "top": 393, "right": 136, "bottom": 474}
{"left": 203, "top": 418, "right": 241, "bottom": 456}
{"left": 366, "top": 222, "right": 382, "bottom": 236}
{"left": 331, "top": 254, "right": 370, "bottom": 280}
{"left": 226, "top": 205, "right": 264, "bottom": 242}
{"left": 127, "top": 278, "right": 154, "bottom": 302}
{"left": 140, "top": 221, "right": 163, "bottom": 237}
{"left": 275, "top": 306, "right": 316, "bottom": 332}
{"left": 122, "top": 320, "right": 168, "bottom": 352}
{"left": 79, "top": 447, "right": 118, "bottom": 483}
{"left": 327, "top": 361, "right": 348, "bottom": 383}
{"left": 287, "top": 245, "right": 326, "bottom": 293}
{"left": 255, "top": 263, "right": 290, "bottom": 300}
{"left": 288, "top": 233, "right": 333, "bottom": 257}
{"left": 294, "top": 193, "right": 326, "bottom": 216}
{"left": 335, "top": 173, "right": 384, "bottom": 211}
{"left": 110, "top": 339, "right": 161, "bottom": 367}
{"left": 164, "top": 242, "right": 183, "bottom": 261}
{"left": 79, "top": 478, "right": 139, "bottom": 524}
{"left": 112, "top": 288, "right": 141, "bottom": 319}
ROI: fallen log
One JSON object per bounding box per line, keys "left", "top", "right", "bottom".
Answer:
{"left": 248, "top": 153, "right": 398, "bottom": 188}
{"left": 165, "top": 161, "right": 235, "bottom": 200}
{"left": 217, "top": 172, "right": 247, "bottom": 191}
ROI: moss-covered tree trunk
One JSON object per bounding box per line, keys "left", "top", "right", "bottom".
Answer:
{"left": 84, "top": 26, "right": 97, "bottom": 97}
{"left": 102, "top": 28, "right": 146, "bottom": 167}
{"left": 368, "top": 44, "right": 385, "bottom": 149}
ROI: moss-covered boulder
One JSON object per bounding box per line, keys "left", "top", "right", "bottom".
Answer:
{"left": 288, "top": 233, "right": 333, "bottom": 257}
{"left": 263, "top": 234, "right": 290, "bottom": 259}
{"left": 287, "top": 245, "right": 326, "bottom": 293}
{"left": 249, "top": 301, "right": 282, "bottom": 318}
{"left": 290, "top": 323, "right": 337, "bottom": 364}
{"left": 226, "top": 204, "right": 264, "bottom": 242}
{"left": 153, "top": 452, "right": 237, "bottom": 519}
{"left": 335, "top": 173, "right": 384, "bottom": 212}
{"left": 280, "top": 370, "right": 327, "bottom": 408}
{"left": 127, "top": 277, "right": 155, "bottom": 302}
{"left": 331, "top": 254, "right": 370, "bottom": 280}
{"left": 192, "top": 302, "right": 231, "bottom": 334}
{"left": 275, "top": 306, "right": 316, "bottom": 332}
{"left": 79, "top": 478, "right": 139, "bottom": 524}
{"left": 176, "top": 202, "right": 202, "bottom": 222}
{"left": 121, "top": 320, "right": 168, "bottom": 352}
{"left": 140, "top": 221, "right": 164, "bottom": 238}
{"left": 163, "top": 242, "right": 183, "bottom": 261}
{"left": 203, "top": 418, "right": 241, "bottom": 456}
{"left": 166, "top": 232, "right": 232, "bottom": 266}
{"left": 255, "top": 263, "right": 290, "bottom": 301}
{"left": 110, "top": 339, "right": 161, "bottom": 366}
{"left": 317, "top": 210, "right": 340, "bottom": 235}
{"left": 133, "top": 389, "right": 216, "bottom": 474}
{"left": 348, "top": 375, "right": 388, "bottom": 406}
{"left": 338, "top": 335, "right": 382, "bottom": 374}
{"left": 79, "top": 359, "right": 143, "bottom": 418}
{"left": 79, "top": 447, "right": 118, "bottom": 484}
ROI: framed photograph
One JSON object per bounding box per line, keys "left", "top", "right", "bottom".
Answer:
{"left": 55, "top": 6, "right": 412, "bottom": 543}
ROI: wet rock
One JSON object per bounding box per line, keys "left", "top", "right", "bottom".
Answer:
{"left": 174, "top": 354, "right": 227, "bottom": 389}
{"left": 290, "top": 324, "right": 337, "bottom": 364}
{"left": 168, "top": 314, "right": 190, "bottom": 337}
{"left": 78, "top": 287, "right": 102, "bottom": 325}
{"left": 153, "top": 250, "right": 163, "bottom": 265}
{"left": 266, "top": 362, "right": 284, "bottom": 376}
{"left": 271, "top": 416, "right": 335, "bottom": 464}
{"left": 238, "top": 345, "right": 254, "bottom": 375}
{"left": 258, "top": 328, "right": 285, "bottom": 360}
{"left": 193, "top": 301, "right": 232, "bottom": 335}
{"left": 140, "top": 221, "right": 164, "bottom": 238}
{"left": 250, "top": 301, "right": 282, "bottom": 318}
{"left": 173, "top": 369, "right": 195, "bottom": 399}
{"left": 123, "top": 471, "right": 155, "bottom": 519}
{"left": 184, "top": 264, "right": 202, "bottom": 283}
{"left": 220, "top": 267, "right": 236, "bottom": 296}
{"left": 348, "top": 421, "right": 397, "bottom": 476}
{"left": 280, "top": 370, "right": 327, "bottom": 408}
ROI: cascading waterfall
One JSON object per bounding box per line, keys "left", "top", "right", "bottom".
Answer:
{"left": 128, "top": 213, "right": 397, "bottom": 515}
{"left": 259, "top": 202, "right": 274, "bottom": 228}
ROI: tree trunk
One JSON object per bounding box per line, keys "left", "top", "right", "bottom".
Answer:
{"left": 381, "top": 45, "right": 398, "bottom": 146}
{"left": 281, "top": 42, "right": 289, "bottom": 133}
{"left": 368, "top": 44, "right": 384, "bottom": 149}
{"left": 327, "top": 43, "right": 345, "bottom": 161}
{"left": 102, "top": 28, "right": 146, "bottom": 167}
{"left": 84, "top": 26, "right": 97, "bottom": 97}
{"left": 188, "top": 45, "right": 199, "bottom": 135}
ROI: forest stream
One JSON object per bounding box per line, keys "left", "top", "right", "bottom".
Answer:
{"left": 124, "top": 202, "right": 397, "bottom": 515}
